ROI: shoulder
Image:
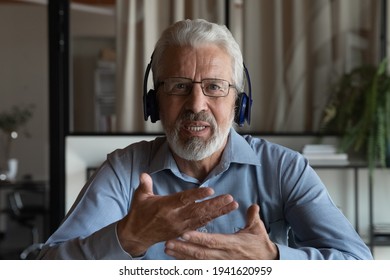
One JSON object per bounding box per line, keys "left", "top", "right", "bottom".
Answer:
{"left": 106, "top": 136, "right": 166, "bottom": 169}
{"left": 241, "top": 134, "right": 310, "bottom": 175}
{"left": 242, "top": 134, "right": 301, "bottom": 158}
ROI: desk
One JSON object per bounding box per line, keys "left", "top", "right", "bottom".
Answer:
{"left": 0, "top": 180, "right": 48, "bottom": 191}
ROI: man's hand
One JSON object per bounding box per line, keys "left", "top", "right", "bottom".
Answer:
{"left": 164, "top": 204, "right": 279, "bottom": 260}
{"left": 117, "top": 173, "right": 239, "bottom": 256}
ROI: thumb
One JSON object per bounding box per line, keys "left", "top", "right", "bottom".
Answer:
{"left": 244, "top": 204, "right": 263, "bottom": 234}
{"left": 137, "top": 172, "right": 154, "bottom": 196}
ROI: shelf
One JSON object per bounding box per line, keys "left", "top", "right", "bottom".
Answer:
{"left": 311, "top": 164, "right": 390, "bottom": 256}
{"left": 372, "top": 235, "right": 390, "bottom": 246}
{"left": 372, "top": 223, "right": 390, "bottom": 246}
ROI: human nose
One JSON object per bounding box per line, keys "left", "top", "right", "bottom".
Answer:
{"left": 184, "top": 83, "right": 208, "bottom": 113}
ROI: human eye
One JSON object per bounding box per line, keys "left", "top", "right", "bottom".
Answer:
{"left": 168, "top": 79, "right": 191, "bottom": 94}
{"left": 204, "top": 79, "right": 226, "bottom": 96}
{"left": 173, "top": 82, "right": 188, "bottom": 90}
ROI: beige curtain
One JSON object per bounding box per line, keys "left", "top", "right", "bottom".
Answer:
{"left": 116, "top": 0, "right": 380, "bottom": 133}
{"left": 237, "top": 0, "right": 379, "bottom": 133}
{"left": 232, "top": 0, "right": 379, "bottom": 132}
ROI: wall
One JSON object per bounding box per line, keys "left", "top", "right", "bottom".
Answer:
{"left": 0, "top": 3, "right": 115, "bottom": 181}
{"left": 388, "top": 0, "right": 390, "bottom": 73}
{"left": 0, "top": 4, "right": 48, "bottom": 181}
{"left": 70, "top": 6, "right": 116, "bottom": 132}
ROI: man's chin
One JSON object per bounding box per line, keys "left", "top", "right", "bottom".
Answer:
{"left": 175, "top": 137, "right": 221, "bottom": 161}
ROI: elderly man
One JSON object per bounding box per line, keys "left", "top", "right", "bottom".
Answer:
{"left": 38, "top": 19, "right": 372, "bottom": 260}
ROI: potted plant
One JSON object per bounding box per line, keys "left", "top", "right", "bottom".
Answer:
{"left": 320, "top": 58, "right": 390, "bottom": 175}
{"left": 0, "top": 104, "right": 34, "bottom": 181}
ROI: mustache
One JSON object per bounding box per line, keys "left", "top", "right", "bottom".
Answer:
{"left": 179, "top": 111, "right": 216, "bottom": 124}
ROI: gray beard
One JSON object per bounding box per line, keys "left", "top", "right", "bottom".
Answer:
{"left": 163, "top": 111, "right": 233, "bottom": 161}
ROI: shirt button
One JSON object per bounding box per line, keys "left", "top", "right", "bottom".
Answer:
{"left": 197, "top": 227, "right": 208, "bottom": 233}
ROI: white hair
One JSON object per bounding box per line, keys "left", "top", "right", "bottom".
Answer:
{"left": 151, "top": 19, "right": 245, "bottom": 92}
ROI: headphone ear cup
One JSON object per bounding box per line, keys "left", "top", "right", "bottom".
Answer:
{"left": 143, "top": 89, "right": 159, "bottom": 123}
{"left": 143, "top": 56, "right": 160, "bottom": 123}
{"left": 235, "top": 92, "right": 248, "bottom": 127}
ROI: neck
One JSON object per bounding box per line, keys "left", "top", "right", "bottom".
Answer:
{"left": 172, "top": 143, "right": 226, "bottom": 182}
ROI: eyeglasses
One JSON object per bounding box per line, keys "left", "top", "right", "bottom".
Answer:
{"left": 158, "top": 77, "right": 236, "bottom": 97}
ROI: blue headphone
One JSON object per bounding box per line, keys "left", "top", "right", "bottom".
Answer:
{"left": 143, "top": 56, "right": 252, "bottom": 127}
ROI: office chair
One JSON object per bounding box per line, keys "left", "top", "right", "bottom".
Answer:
{"left": 20, "top": 242, "right": 44, "bottom": 260}
{"left": 6, "top": 189, "right": 47, "bottom": 259}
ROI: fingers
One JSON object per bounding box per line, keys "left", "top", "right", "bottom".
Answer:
{"left": 246, "top": 204, "right": 260, "bottom": 222}
{"left": 165, "top": 204, "right": 279, "bottom": 260}
{"left": 245, "top": 204, "right": 262, "bottom": 232}
{"left": 184, "top": 194, "right": 238, "bottom": 227}
{"left": 134, "top": 173, "right": 154, "bottom": 201}
{"left": 120, "top": 172, "right": 239, "bottom": 257}
{"left": 169, "top": 187, "right": 215, "bottom": 207}
{"left": 126, "top": 173, "right": 239, "bottom": 252}
{"left": 156, "top": 180, "right": 238, "bottom": 229}
{"left": 244, "top": 204, "right": 269, "bottom": 235}
{"left": 181, "top": 231, "right": 223, "bottom": 249}
{"left": 135, "top": 173, "right": 154, "bottom": 197}
{"left": 165, "top": 232, "right": 228, "bottom": 260}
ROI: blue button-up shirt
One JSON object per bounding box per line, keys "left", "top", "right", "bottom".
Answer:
{"left": 39, "top": 129, "right": 372, "bottom": 259}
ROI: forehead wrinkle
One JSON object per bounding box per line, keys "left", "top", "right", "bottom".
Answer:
{"left": 159, "top": 45, "right": 232, "bottom": 82}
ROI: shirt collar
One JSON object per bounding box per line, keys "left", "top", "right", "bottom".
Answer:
{"left": 223, "top": 128, "right": 261, "bottom": 166}
{"left": 148, "top": 138, "right": 177, "bottom": 174}
{"left": 148, "top": 128, "right": 261, "bottom": 175}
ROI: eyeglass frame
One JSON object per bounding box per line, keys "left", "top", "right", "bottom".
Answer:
{"left": 157, "top": 77, "right": 237, "bottom": 97}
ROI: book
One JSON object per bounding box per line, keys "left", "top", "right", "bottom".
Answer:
{"left": 302, "top": 144, "right": 338, "bottom": 154}
{"left": 302, "top": 144, "right": 349, "bottom": 166}
{"left": 303, "top": 153, "right": 348, "bottom": 160}
{"left": 373, "top": 224, "right": 390, "bottom": 235}
{"left": 305, "top": 158, "right": 350, "bottom": 166}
